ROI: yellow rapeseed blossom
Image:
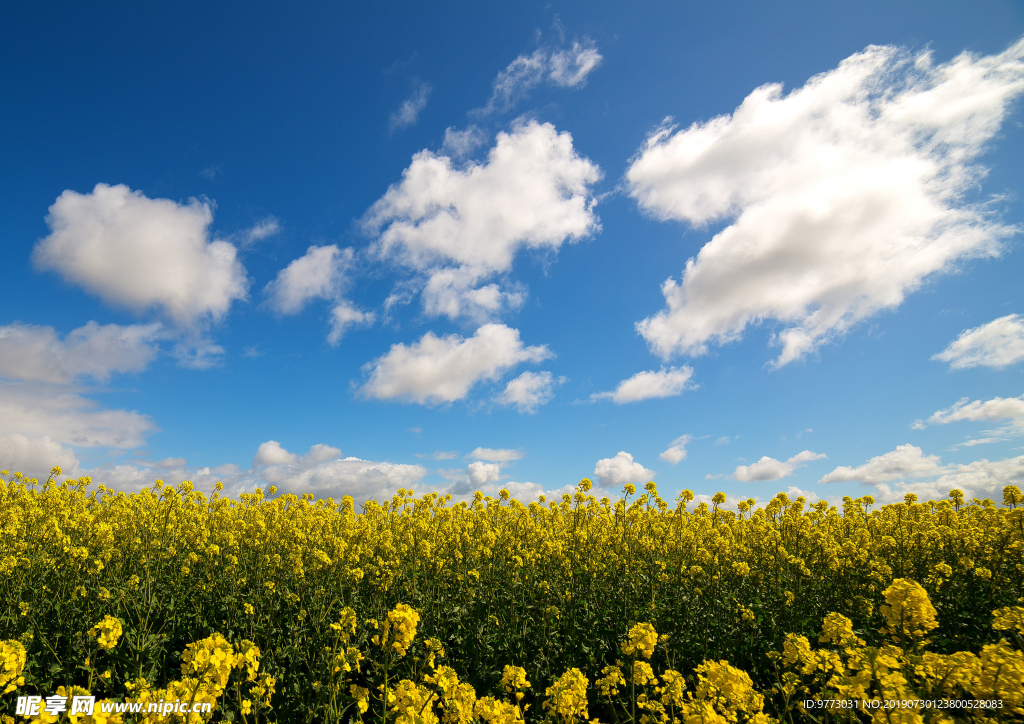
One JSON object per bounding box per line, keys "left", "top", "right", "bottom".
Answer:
{"left": 0, "top": 640, "right": 26, "bottom": 694}
{"left": 993, "top": 606, "right": 1024, "bottom": 635}
{"left": 386, "top": 603, "right": 421, "bottom": 657}
{"left": 88, "top": 616, "right": 122, "bottom": 651}
{"left": 390, "top": 679, "right": 439, "bottom": 724}
{"left": 879, "top": 578, "right": 939, "bottom": 640}
{"left": 622, "top": 622, "right": 658, "bottom": 660}
{"left": 543, "top": 668, "right": 590, "bottom": 724}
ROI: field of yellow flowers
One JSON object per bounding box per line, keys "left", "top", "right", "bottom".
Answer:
{"left": 1, "top": 468, "right": 1023, "bottom": 723}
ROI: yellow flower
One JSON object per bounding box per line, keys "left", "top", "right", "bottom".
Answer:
{"left": 388, "top": 603, "right": 421, "bottom": 657}
{"left": 351, "top": 684, "right": 370, "bottom": 714}
{"left": 500, "top": 665, "right": 530, "bottom": 697}
{"left": 880, "top": 578, "right": 938, "bottom": 640}
{"left": 0, "top": 640, "right": 27, "bottom": 694}
{"left": 631, "top": 660, "right": 658, "bottom": 687}
{"left": 622, "top": 623, "right": 659, "bottom": 660}
{"left": 993, "top": 606, "right": 1024, "bottom": 636}
{"left": 390, "top": 679, "right": 439, "bottom": 724}
{"left": 543, "top": 668, "right": 589, "bottom": 724}
{"left": 820, "top": 612, "right": 863, "bottom": 647}
{"left": 88, "top": 616, "right": 123, "bottom": 651}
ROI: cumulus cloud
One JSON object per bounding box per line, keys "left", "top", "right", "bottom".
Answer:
{"left": 0, "top": 434, "right": 79, "bottom": 478}
{"left": 480, "top": 38, "right": 602, "bottom": 114}
{"left": 467, "top": 461, "right": 501, "bottom": 485}
{"left": 360, "top": 323, "right": 551, "bottom": 405}
{"left": 497, "top": 370, "right": 562, "bottom": 413}
{"left": 933, "top": 314, "right": 1024, "bottom": 369}
{"left": 819, "top": 444, "right": 947, "bottom": 484}
{"left": 733, "top": 450, "right": 826, "bottom": 482}
{"left": 467, "top": 447, "right": 523, "bottom": 462}
{"left": 819, "top": 443, "right": 1024, "bottom": 503}
{"left": 265, "top": 246, "right": 353, "bottom": 315}
{"left": 390, "top": 81, "right": 432, "bottom": 132}
{"left": 591, "top": 366, "right": 695, "bottom": 404}
{"left": 930, "top": 456, "right": 1024, "bottom": 498}
{"left": 84, "top": 460, "right": 245, "bottom": 495}
{"left": 364, "top": 121, "right": 601, "bottom": 321}
{"left": 253, "top": 441, "right": 427, "bottom": 502}
{"left": 34, "top": 183, "right": 249, "bottom": 328}
{"left": 253, "top": 440, "right": 299, "bottom": 466}
{"left": 627, "top": 40, "right": 1024, "bottom": 366}
{"left": 0, "top": 383, "right": 155, "bottom": 449}
{"left": 925, "top": 393, "right": 1024, "bottom": 446}
{"left": 0, "top": 321, "right": 162, "bottom": 384}
{"left": 442, "top": 126, "right": 488, "bottom": 158}
{"left": 660, "top": 434, "right": 692, "bottom": 464}
{"left": 929, "top": 394, "right": 1024, "bottom": 424}
{"left": 328, "top": 303, "right": 375, "bottom": 345}
{"left": 594, "top": 451, "right": 654, "bottom": 487}
{"left": 264, "top": 245, "right": 374, "bottom": 344}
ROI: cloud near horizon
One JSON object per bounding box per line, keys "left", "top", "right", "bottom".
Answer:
{"left": 733, "top": 450, "right": 826, "bottom": 482}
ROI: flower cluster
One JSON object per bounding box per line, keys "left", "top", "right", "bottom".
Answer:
{"left": 771, "top": 581, "right": 1024, "bottom": 722}
{"left": 88, "top": 615, "right": 122, "bottom": 651}
{"left": 0, "top": 640, "right": 26, "bottom": 695}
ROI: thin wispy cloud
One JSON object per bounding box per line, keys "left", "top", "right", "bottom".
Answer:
{"left": 389, "top": 81, "right": 432, "bottom": 132}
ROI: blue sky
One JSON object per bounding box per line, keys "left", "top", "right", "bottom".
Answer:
{"left": 2, "top": 0, "right": 1024, "bottom": 506}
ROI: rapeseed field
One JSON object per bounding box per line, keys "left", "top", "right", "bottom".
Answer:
{"left": 1, "top": 468, "right": 1022, "bottom": 722}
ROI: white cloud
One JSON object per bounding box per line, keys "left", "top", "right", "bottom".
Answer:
{"left": 733, "top": 450, "right": 826, "bottom": 482}
{"left": 819, "top": 444, "right": 947, "bottom": 484}
{"left": 240, "top": 217, "right": 280, "bottom": 246}
{"left": 0, "top": 383, "right": 154, "bottom": 449}
{"left": 785, "top": 485, "right": 820, "bottom": 503}
{"left": 591, "top": 366, "right": 695, "bottom": 404}
{"left": 594, "top": 451, "right": 654, "bottom": 487}
{"left": 548, "top": 41, "right": 604, "bottom": 88}
{"left": 467, "top": 447, "right": 524, "bottom": 462}
{"left": 360, "top": 323, "right": 551, "bottom": 404}
{"left": 253, "top": 440, "right": 298, "bottom": 466}
{"left": 627, "top": 40, "right": 1024, "bottom": 366}
{"left": 84, "top": 460, "right": 245, "bottom": 496}
{"left": 660, "top": 434, "right": 692, "bottom": 464}
{"left": 926, "top": 393, "right": 1024, "bottom": 446}
{"left": 497, "top": 370, "right": 562, "bottom": 413}
{"left": 34, "top": 183, "right": 249, "bottom": 328}
{"left": 932, "top": 455, "right": 1024, "bottom": 497}
{"left": 328, "top": 303, "right": 375, "bottom": 345}
{"left": 390, "top": 82, "right": 432, "bottom": 132}
{"left": 365, "top": 120, "right": 601, "bottom": 321}
{"left": 253, "top": 441, "right": 427, "bottom": 502}
{"left": 818, "top": 443, "right": 1024, "bottom": 503}
{"left": 0, "top": 321, "right": 162, "bottom": 384}
{"left": 933, "top": 314, "right": 1024, "bottom": 369}
{"left": 0, "top": 434, "right": 79, "bottom": 478}
{"left": 417, "top": 450, "right": 458, "bottom": 460}
{"left": 442, "top": 126, "right": 487, "bottom": 158}
{"left": 265, "top": 245, "right": 352, "bottom": 314}
{"left": 264, "top": 245, "right": 374, "bottom": 344}
{"left": 467, "top": 461, "right": 501, "bottom": 485}
{"left": 929, "top": 394, "right": 1024, "bottom": 424}
{"left": 480, "top": 38, "right": 602, "bottom": 114}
